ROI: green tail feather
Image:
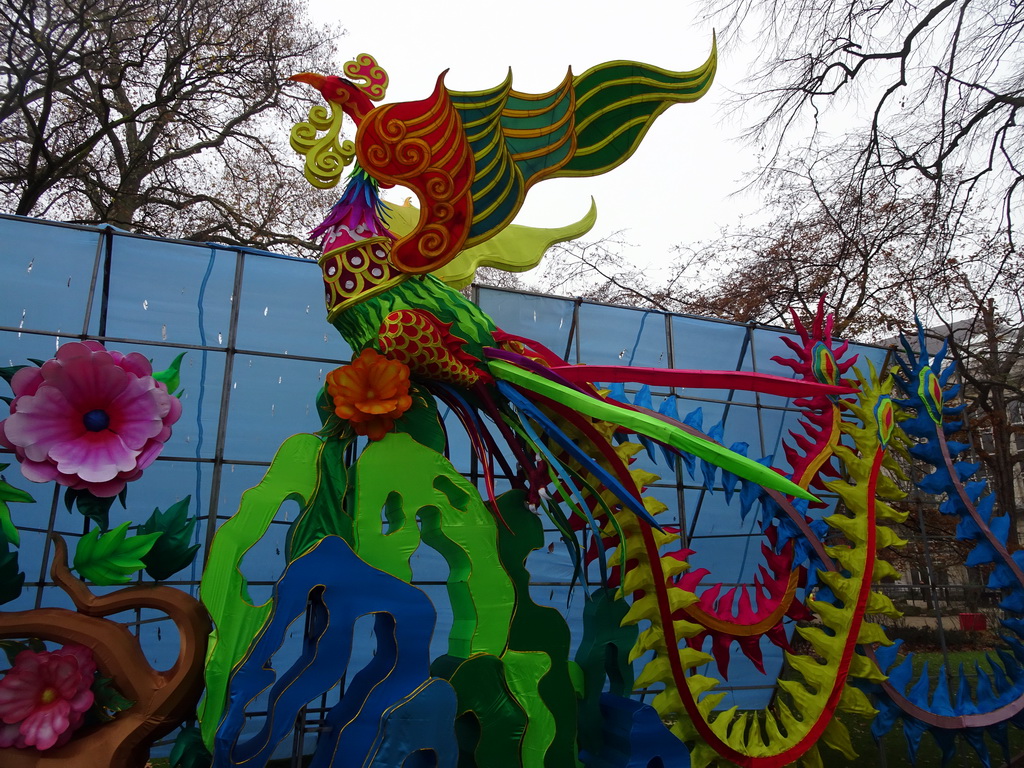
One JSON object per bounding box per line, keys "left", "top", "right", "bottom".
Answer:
{"left": 489, "top": 359, "right": 818, "bottom": 502}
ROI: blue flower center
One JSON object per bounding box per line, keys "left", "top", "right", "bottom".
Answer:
{"left": 82, "top": 409, "right": 110, "bottom": 432}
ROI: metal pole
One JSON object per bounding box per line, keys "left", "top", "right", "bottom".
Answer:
{"left": 80, "top": 227, "right": 108, "bottom": 337}
{"left": 202, "top": 249, "right": 246, "bottom": 561}
{"left": 915, "top": 492, "right": 953, "bottom": 675}
{"left": 666, "top": 313, "right": 689, "bottom": 549}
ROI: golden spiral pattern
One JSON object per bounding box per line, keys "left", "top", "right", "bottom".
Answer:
{"left": 424, "top": 173, "right": 456, "bottom": 202}
{"left": 379, "top": 116, "right": 409, "bottom": 142}
{"left": 364, "top": 143, "right": 392, "bottom": 170}
{"left": 433, "top": 200, "right": 456, "bottom": 224}
{"left": 417, "top": 225, "right": 450, "bottom": 259}
{"left": 393, "top": 139, "right": 431, "bottom": 175}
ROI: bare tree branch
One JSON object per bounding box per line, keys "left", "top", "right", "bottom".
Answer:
{"left": 709, "top": 0, "right": 1024, "bottom": 245}
{"left": 0, "top": 0, "right": 341, "bottom": 253}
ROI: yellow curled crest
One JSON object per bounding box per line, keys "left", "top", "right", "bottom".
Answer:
{"left": 289, "top": 102, "right": 356, "bottom": 189}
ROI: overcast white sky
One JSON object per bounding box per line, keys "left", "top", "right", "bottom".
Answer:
{"left": 304, "top": 0, "right": 764, "bottom": 270}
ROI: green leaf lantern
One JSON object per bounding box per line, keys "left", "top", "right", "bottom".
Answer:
{"left": 140, "top": 497, "right": 201, "bottom": 581}
{"left": 0, "top": 465, "right": 33, "bottom": 547}
{"left": 0, "top": 536, "right": 24, "bottom": 606}
{"left": 170, "top": 725, "right": 213, "bottom": 768}
{"left": 153, "top": 351, "right": 187, "bottom": 395}
{"left": 72, "top": 521, "right": 162, "bottom": 585}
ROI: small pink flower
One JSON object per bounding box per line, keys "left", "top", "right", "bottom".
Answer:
{"left": 0, "top": 341, "right": 181, "bottom": 497}
{"left": 0, "top": 644, "right": 97, "bottom": 750}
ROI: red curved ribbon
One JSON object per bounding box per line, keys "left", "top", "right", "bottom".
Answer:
{"left": 547, "top": 365, "right": 854, "bottom": 398}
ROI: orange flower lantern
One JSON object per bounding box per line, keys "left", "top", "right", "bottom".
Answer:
{"left": 325, "top": 349, "right": 413, "bottom": 441}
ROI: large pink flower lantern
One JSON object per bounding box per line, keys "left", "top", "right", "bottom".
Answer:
{"left": 0, "top": 341, "right": 181, "bottom": 498}
{"left": 0, "top": 644, "right": 97, "bottom": 750}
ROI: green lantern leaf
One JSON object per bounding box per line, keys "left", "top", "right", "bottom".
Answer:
{"left": 0, "top": 469, "right": 34, "bottom": 547}
{"left": 0, "top": 469, "right": 33, "bottom": 504}
{"left": 91, "top": 676, "right": 135, "bottom": 721}
{"left": 315, "top": 385, "right": 349, "bottom": 439}
{"left": 153, "top": 352, "right": 186, "bottom": 395}
{"left": 170, "top": 725, "right": 212, "bottom": 768}
{"left": 140, "top": 496, "right": 200, "bottom": 581}
{"left": 0, "top": 536, "right": 25, "bottom": 605}
{"left": 393, "top": 384, "right": 445, "bottom": 453}
{"left": 65, "top": 487, "right": 118, "bottom": 531}
{"left": 0, "top": 639, "right": 30, "bottom": 665}
{"left": 73, "top": 521, "right": 162, "bottom": 585}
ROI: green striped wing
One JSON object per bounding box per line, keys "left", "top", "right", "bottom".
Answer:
{"left": 555, "top": 42, "right": 717, "bottom": 178}
{"left": 450, "top": 71, "right": 577, "bottom": 248}
{"left": 444, "top": 41, "right": 715, "bottom": 253}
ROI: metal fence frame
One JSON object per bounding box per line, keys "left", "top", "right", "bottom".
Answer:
{"left": 11, "top": 215, "right": 991, "bottom": 765}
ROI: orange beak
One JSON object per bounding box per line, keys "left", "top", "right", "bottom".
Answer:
{"left": 288, "top": 72, "right": 375, "bottom": 127}
{"left": 289, "top": 72, "right": 328, "bottom": 91}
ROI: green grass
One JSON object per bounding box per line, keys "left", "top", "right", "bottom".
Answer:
{"left": 909, "top": 649, "right": 1000, "bottom": 676}
{"left": 838, "top": 647, "right": 1023, "bottom": 767}
{"left": 842, "top": 711, "right": 1024, "bottom": 768}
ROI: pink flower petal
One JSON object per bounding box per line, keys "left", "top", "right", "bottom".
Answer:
{"left": 21, "top": 699, "right": 71, "bottom": 750}
{"left": 134, "top": 440, "right": 165, "bottom": 474}
{"left": 164, "top": 387, "right": 183, "bottom": 425}
{"left": 2, "top": 386, "right": 83, "bottom": 461}
{"left": 67, "top": 687, "right": 94, "bottom": 715}
{"left": 49, "top": 657, "right": 82, "bottom": 699}
{"left": 16, "top": 457, "right": 62, "bottom": 484}
{"left": 77, "top": 475, "right": 129, "bottom": 498}
{"left": 9, "top": 366, "right": 43, "bottom": 398}
{"left": 0, "top": 680, "right": 41, "bottom": 723}
{"left": 54, "top": 644, "right": 97, "bottom": 678}
{"left": 106, "top": 375, "right": 166, "bottom": 449}
{"left": 120, "top": 351, "right": 153, "bottom": 378}
{"left": 0, "top": 720, "right": 25, "bottom": 748}
{"left": 12, "top": 650, "right": 43, "bottom": 671}
{"left": 49, "top": 430, "right": 138, "bottom": 483}
{"left": 45, "top": 346, "right": 128, "bottom": 412}
{"left": 52, "top": 710, "right": 85, "bottom": 749}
